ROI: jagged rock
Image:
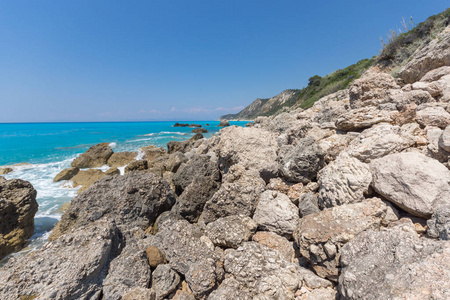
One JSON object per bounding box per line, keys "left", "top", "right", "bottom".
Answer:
{"left": 202, "top": 166, "right": 265, "bottom": 224}
{"left": 318, "top": 154, "right": 372, "bottom": 208}
{"left": 102, "top": 238, "right": 152, "bottom": 300}
{"left": 105, "top": 167, "right": 120, "bottom": 176}
{"left": 420, "top": 66, "right": 450, "bottom": 82}
{"left": 342, "top": 123, "right": 415, "bottom": 162}
{"left": 426, "top": 126, "right": 449, "bottom": 162}
{"left": 167, "top": 134, "right": 203, "bottom": 154}
{"left": 298, "top": 192, "right": 320, "bottom": 217}
{"left": 370, "top": 152, "right": 450, "bottom": 218}
{"left": 317, "top": 132, "right": 359, "bottom": 163}
{"left": 218, "top": 120, "right": 230, "bottom": 127}
{"left": 191, "top": 128, "right": 207, "bottom": 133}
{"left": 206, "top": 215, "right": 257, "bottom": 249}
{"left": 141, "top": 146, "right": 167, "bottom": 162}
{"left": 0, "top": 220, "right": 121, "bottom": 300}
{"left": 439, "top": 125, "right": 450, "bottom": 152}
{"left": 335, "top": 107, "right": 394, "bottom": 131}
{"left": 152, "top": 264, "right": 180, "bottom": 300}
{"left": 147, "top": 156, "right": 169, "bottom": 177}
{"left": 173, "top": 123, "right": 189, "bottom": 127}
{"left": 122, "top": 288, "right": 156, "bottom": 300}
{"left": 125, "top": 160, "right": 148, "bottom": 173}
{"left": 53, "top": 167, "right": 80, "bottom": 182}
{"left": 399, "top": 25, "right": 450, "bottom": 83}
{"left": 416, "top": 106, "right": 450, "bottom": 128}
{"left": 412, "top": 81, "right": 443, "bottom": 97}
{"left": 107, "top": 151, "right": 137, "bottom": 167}
{"left": 172, "top": 154, "right": 220, "bottom": 196}
{"left": 266, "top": 177, "right": 290, "bottom": 194}
{"left": 387, "top": 89, "right": 434, "bottom": 108}
{"left": 349, "top": 69, "right": 399, "bottom": 108}
{"left": 293, "top": 198, "right": 392, "bottom": 281}
{"left": 71, "top": 168, "right": 106, "bottom": 192}
{"left": 278, "top": 137, "right": 325, "bottom": 184}
{"left": 253, "top": 190, "right": 299, "bottom": 237}
{"left": 338, "top": 227, "right": 450, "bottom": 299}
{"left": 209, "top": 242, "right": 302, "bottom": 299}
{"left": 0, "top": 178, "right": 38, "bottom": 260}
{"left": 50, "top": 172, "right": 176, "bottom": 240}
{"left": 427, "top": 204, "right": 450, "bottom": 240}
{"left": 71, "top": 142, "right": 114, "bottom": 168}
{"left": 146, "top": 245, "right": 167, "bottom": 268}
{"left": 252, "top": 231, "right": 295, "bottom": 262}
{"left": 0, "top": 167, "right": 13, "bottom": 175}
{"left": 165, "top": 152, "right": 188, "bottom": 173}
{"left": 148, "top": 219, "right": 223, "bottom": 298}
{"left": 217, "top": 126, "right": 278, "bottom": 182}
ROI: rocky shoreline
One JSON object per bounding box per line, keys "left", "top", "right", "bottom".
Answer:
{"left": 1, "top": 23, "right": 450, "bottom": 300}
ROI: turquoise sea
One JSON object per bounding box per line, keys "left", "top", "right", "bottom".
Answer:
{"left": 0, "top": 121, "right": 246, "bottom": 262}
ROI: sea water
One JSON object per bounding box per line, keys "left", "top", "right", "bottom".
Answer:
{"left": 0, "top": 121, "right": 247, "bottom": 262}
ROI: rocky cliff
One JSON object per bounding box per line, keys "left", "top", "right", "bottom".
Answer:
{"left": 1, "top": 10, "right": 450, "bottom": 300}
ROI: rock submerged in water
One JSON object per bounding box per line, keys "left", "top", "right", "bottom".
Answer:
{"left": 0, "top": 177, "right": 38, "bottom": 260}
{"left": 218, "top": 120, "right": 230, "bottom": 127}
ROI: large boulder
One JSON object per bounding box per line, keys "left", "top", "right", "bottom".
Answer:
{"left": 217, "top": 126, "right": 278, "bottom": 182}
{"left": 71, "top": 143, "right": 114, "bottom": 168}
{"left": 167, "top": 134, "right": 203, "bottom": 154}
{"left": 278, "top": 137, "right": 325, "bottom": 184}
{"left": 370, "top": 152, "right": 450, "bottom": 218}
{"left": 202, "top": 166, "right": 266, "bottom": 224}
{"left": 338, "top": 226, "right": 450, "bottom": 299}
{"left": 293, "top": 198, "right": 392, "bottom": 281}
{"left": 416, "top": 106, "right": 450, "bottom": 129}
{"left": 0, "top": 220, "right": 122, "bottom": 300}
{"left": 252, "top": 191, "right": 299, "bottom": 238}
{"left": 0, "top": 178, "right": 38, "bottom": 260}
{"left": 218, "top": 120, "right": 230, "bottom": 127}
{"left": 124, "top": 160, "right": 148, "bottom": 173}
{"left": 71, "top": 168, "right": 106, "bottom": 192}
{"left": 252, "top": 231, "right": 296, "bottom": 262}
{"left": 335, "top": 107, "right": 394, "bottom": 131}
{"left": 165, "top": 152, "right": 188, "bottom": 173}
{"left": 141, "top": 146, "right": 167, "bottom": 162}
{"left": 148, "top": 219, "right": 223, "bottom": 298}
{"left": 107, "top": 151, "right": 137, "bottom": 167}
{"left": 427, "top": 204, "right": 450, "bottom": 240}
{"left": 50, "top": 172, "right": 176, "bottom": 240}
{"left": 208, "top": 242, "right": 302, "bottom": 299}
{"left": 318, "top": 154, "right": 372, "bottom": 208}
{"left": 206, "top": 215, "right": 257, "bottom": 249}
{"left": 53, "top": 167, "right": 80, "bottom": 182}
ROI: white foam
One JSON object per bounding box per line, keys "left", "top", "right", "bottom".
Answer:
{"left": 109, "top": 142, "right": 117, "bottom": 148}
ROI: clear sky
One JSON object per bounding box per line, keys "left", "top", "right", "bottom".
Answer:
{"left": 0, "top": 1, "right": 448, "bottom": 122}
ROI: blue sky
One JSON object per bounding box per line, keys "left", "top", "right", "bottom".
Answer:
{"left": 0, "top": 1, "right": 448, "bottom": 122}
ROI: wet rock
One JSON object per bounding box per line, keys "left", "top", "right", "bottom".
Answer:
{"left": 338, "top": 227, "right": 450, "bottom": 299}
{"left": 107, "top": 151, "right": 137, "bottom": 167}
{"left": 167, "top": 134, "right": 203, "bottom": 154}
{"left": 0, "top": 220, "right": 121, "bottom": 300}
{"left": 218, "top": 120, "right": 230, "bottom": 127}
{"left": 191, "top": 128, "right": 208, "bottom": 133}
{"left": 370, "top": 152, "right": 450, "bottom": 218}
{"left": 71, "top": 169, "right": 106, "bottom": 192}
{"left": 278, "top": 137, "right": 325, "bottom": 184}
{"left": 318, "top": 154, "right": 372, "bottom": 208}
{"left": 189, "top": 123, "right": 202, "bottom": 128}
{"left": 146, "top": 245, "right": 167, "bottom": 268}
{"left": 53, "top": 167, "right": 80, "bottom": 182}
{"left": 202, "top": 166, "right": 265, "bottom": 224}
{"left": 335, "top": 107, "right": 394, "bottom": 131}
{"left": 416, "top": 106, "right": 450, "bottom": 128}
{"left": 71, "top": 142, "right": 114, "bottom": 168}
{"left": 293, "top": 198, "right": 391, "bottom": 281}
{"left": 253, "top": 190, "right": 299, "bottom": 238}
{"left": 427, "top": 204, "right": 450, "bottom": 240}
{"left": 206, "top": 215, "right": 257, "bottom": 249}
{"left": 217, "top": 126, "right": 278, "bottom": 182}
{"left": 298, "top": 192, "right": 320, "bottom": 217}
{"left": 50, "top": 172, "right": 176, "bottom": 240}
{"left": 125, "top": 160, "right": 148, "bottom": 173}
{"left": 152, "top": 264, "right": 180, "bottom": 300}
{"left": 0, "top": 167, "right": 13, "bottom": 175}
{"left": 0, "top": 178, "right": 38, "bottom": 260}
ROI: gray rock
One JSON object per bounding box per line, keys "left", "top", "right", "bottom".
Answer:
{"left": 293, "top": 198, "right": 391, "bottom": 281}
{"left": 165, "top": 152, "right": 188, "bottom": 173}
{"left": 206, "top": 215, "right": 257, "bottom": 249}
{"left": 102, "top": 238, "right": 152, "bottom": 300}
{"left": 167, "top": 134, "right": 203, "bottom": 154}
{"left": 210, "top": 242, "right": 302, "bottom": 299}
{"left": 202, "top": 166, "right": 265, "bottom": 224}
{"left": 148, "top": 219, "right": 223, "bottom": 298}
{"left": 253, "top": 190, "right": 299, "bottom": 237}
{"left": 298, "top": 192, "right": 320, "bottom": 217}
{"left": 53, "top": 167, "right": 80, "bottom": 182}
{"left": 50, "top": 172, "right": 176, "bottom": 240}
{"left": 278, "top": 137, "right": 325, "bottom": 184}
{"left": 0, "top": 178, "right": 38, "bottom": 260}
{"left": 0, "top": 220, "right": 122, "bottom": 300}
{"left": 439, "top": 125, "right": 450, "bottom": 152}
{"left": 370, "top": 152, "right": 450, "bottom": 218}
{"left": 152, "top": 264, "right": 180, "bottom": 300}
{"left": 416, "top": 106, "right": 450, "bottom": 129}
{"left": 141, "top": 146, "right": 167, "bottom": 162}
{"left": 427, "top": 204, "right": 450, "bottom": 240}
{"left": 122, "top": 288, "right": 156, "bottom": 300}
{"left": 252, "top": 231, "right": 296, "bottom": 262}
{"left": 71, "top": 142, "right": 114, "bottom": 168}
{"left": 172, "top": 154, "right": 220, "bottom": 196}
{"left": 318, "top": 154, "right": 372, "bottom": 209}
{"left": 338, "top": 227, "right": 450, "bottom": 299}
